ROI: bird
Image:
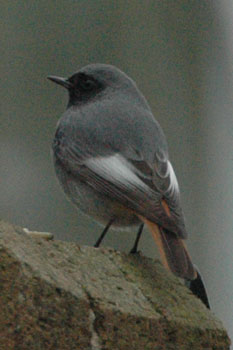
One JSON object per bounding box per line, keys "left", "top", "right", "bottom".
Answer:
{"left": 48, "top": 63, "right": 210, "bottom": 308}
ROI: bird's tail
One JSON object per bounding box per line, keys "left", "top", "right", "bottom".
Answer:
{"left": 185, "top": 265, "right": 210, "bottom": 309}
{"left": 140, "top": 218, "right": 210, "bottom": 308}
{"left": 141, "top": 218, "right": 197, "bottom": 280}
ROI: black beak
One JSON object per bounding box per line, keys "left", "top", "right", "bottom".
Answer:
{"left": 47, "top": 75, "right": 72, "bottom": 89}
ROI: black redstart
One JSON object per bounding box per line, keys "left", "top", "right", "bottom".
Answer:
{"left": 48, "top": 64, "right": 209, "bottom": 308}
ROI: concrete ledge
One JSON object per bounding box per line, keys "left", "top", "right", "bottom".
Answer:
{"left": 0, "top": 220, "right": 230, "bottom": 349}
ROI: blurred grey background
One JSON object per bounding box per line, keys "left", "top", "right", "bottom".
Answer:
{"left": 1, "top": 0, "right": 233, "bottom": 343}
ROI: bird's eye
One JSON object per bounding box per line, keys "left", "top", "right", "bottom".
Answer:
{"left": 80, "top": 79, "right": 96, "bottom": 91}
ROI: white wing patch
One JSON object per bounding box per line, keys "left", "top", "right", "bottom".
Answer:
{"left": 167, "top": 161, "right": 179, "bottom": 194}
{"left": 85, "top": 154, "right": 149, "bottom": 192}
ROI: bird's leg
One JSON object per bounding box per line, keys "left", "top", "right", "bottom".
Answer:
{"left": 130, "top": 223, "right": 144, "bottom": 254}
{"left": 94, "top": 219, "right": 114, "bottom": 247}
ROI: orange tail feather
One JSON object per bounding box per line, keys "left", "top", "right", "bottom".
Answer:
{"left": 140, "top": 217, "right": 197, "bottom": 280}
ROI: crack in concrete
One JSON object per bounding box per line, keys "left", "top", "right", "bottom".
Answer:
{"left": 85, "top": 290, "right": 102, "bottom": 350}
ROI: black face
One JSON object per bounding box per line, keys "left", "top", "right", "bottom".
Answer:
{"left": 67, "top": 72, "right": 104, "bottom": 105}
{"left": 48, "top": 71, "right": 105, "bottom": 106}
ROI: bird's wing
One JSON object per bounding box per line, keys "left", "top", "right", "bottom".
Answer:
{"left": 55, "top": 136, "right": 186, "bottom": 237}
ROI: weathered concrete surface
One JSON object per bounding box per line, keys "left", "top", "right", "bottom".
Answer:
{"left": 0, "top": 220, "right": 230, "bottom": 350}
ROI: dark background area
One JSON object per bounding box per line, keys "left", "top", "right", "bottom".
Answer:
{"left": 1, "top": 1, "right": 233, "bottom": 342}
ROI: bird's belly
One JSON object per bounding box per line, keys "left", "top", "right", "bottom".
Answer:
{"left": 54, "top": 160, "right": 140, "bottom": 228}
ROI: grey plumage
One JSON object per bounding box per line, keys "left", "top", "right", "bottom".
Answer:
{"left": 49, "top": 64, "right": 194, "bottom": 279}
